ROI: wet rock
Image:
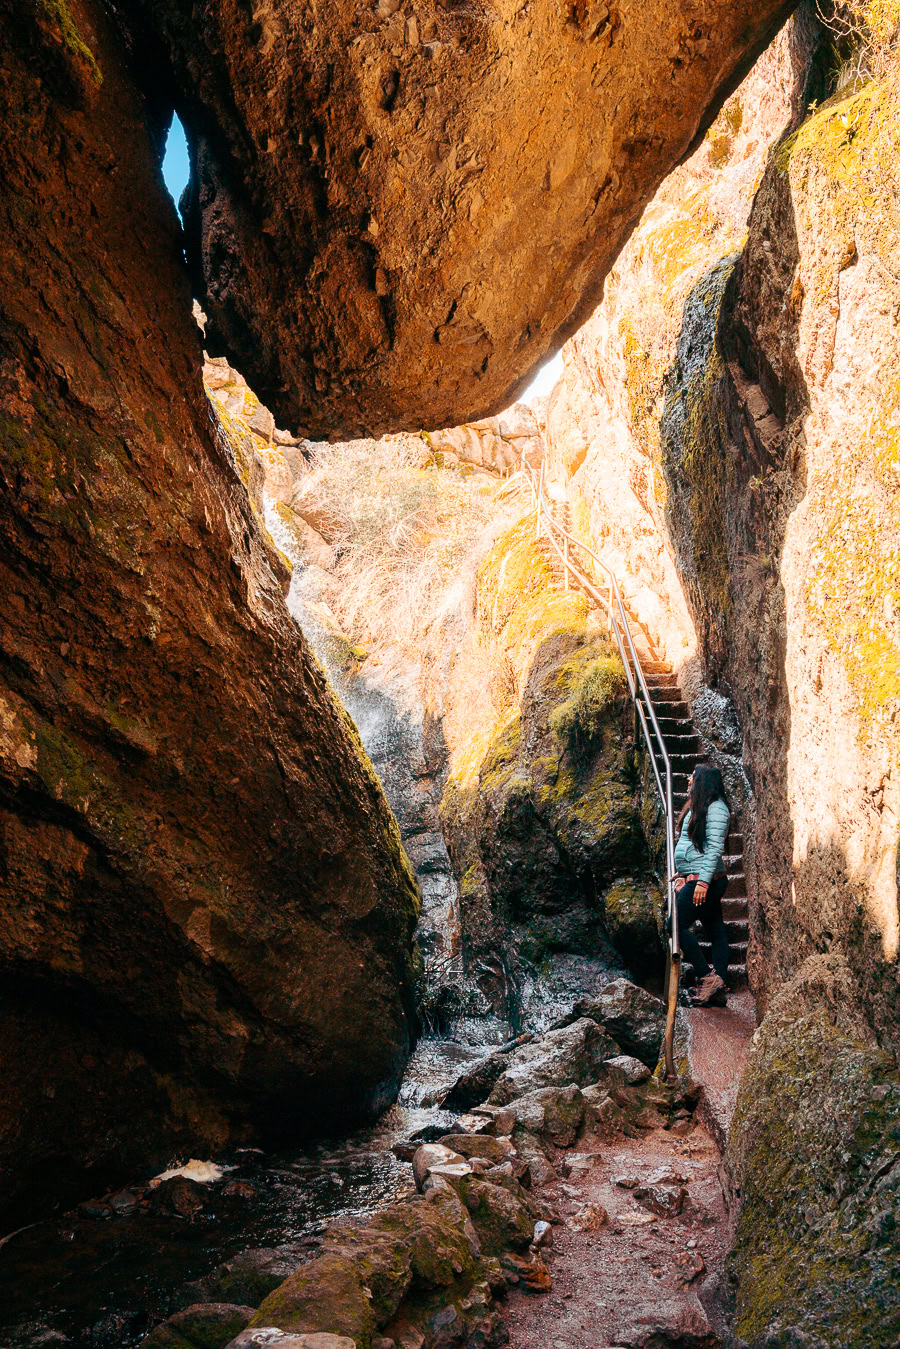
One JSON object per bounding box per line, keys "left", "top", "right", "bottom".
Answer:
{"left": 228, "top": 1334, "right": 356, "bottom": 1348}
{"left": 78, "top": 1199, "right": 112, "bottom": 1220}
{"left": 487, "top": 1020, "right": 619, "bottom": 1106}
{"left": 222, "top": 1181, "right": 258, "bottom": 1200}
{"left": 180, "top": 1249, "right": 308, "bottom": 1310}
{"left": 148, "top": 1176, "right": 209, "bottom": 1219}
{"left": 633, "top": 1184, "right": 686, "bottom": 1217}
{"left": 144, "top": 1303, "right": 254, "bottom": 1348}
{"left": 106, "top": 1188, "right": 141, "bottom": 1215}
{"left": 574, "top": 979, "right": 667, "bottom": 1066}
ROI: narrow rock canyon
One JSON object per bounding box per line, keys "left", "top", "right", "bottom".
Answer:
{"left": 1, "top": 1, "right": 898, "bottom": 1347}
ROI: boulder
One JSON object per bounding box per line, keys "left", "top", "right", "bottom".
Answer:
{"left": 506, "top": 1085, "right": 585, "bottom": 1149}
{"left": 459, "top": 1177, "right": 538, "bottom": 1257}
{"left": 228, "top": 1335, "right": 356, "bottom": 1349}
{"left": 507, "top": 1129, "right": 558, "bottom": 1189}
{"left": 119, "top": 0, "right": 795, "bottom": 437}
{"left": 0, "top": 2, "right": 421, "bottom": 1221}
{"left": 441, "top": 1054, "right": 510, "bottom": 1114}
{"left": 177, "top": 1249, "right": 309, "bottom": 1311}
{"left": 435, "top": 1134, "right": 514, "bottom": 1166}
{"left": 143, "top": 1304, "right": 254, "bottom": 1348}
{"left": 599, "top": 880, "right": 665, "bottom": 977}
{"left": 249, "top": 1188, "right": 486, "bottom": 1338}
{"left": 574, "top": 978, "right": 667, "bottom": 1065}
{"left": 603, "top": 1055, "right": 652, "bottom": 1087}
{"left": 487, "top": 1019, "right": 619, "bottom": 1105}
{"left": 411, "top": 1144, "right": 467, "bottom": 1192}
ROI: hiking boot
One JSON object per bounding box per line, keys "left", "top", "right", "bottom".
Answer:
{"left": 692, "top": 972, "right": 726, "bottom": 1006}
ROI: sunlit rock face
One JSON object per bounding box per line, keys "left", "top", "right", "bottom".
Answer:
{"left": 120, "top": 0, "right": 795, "bottom": 438}
{"left": 0, "top": 0, "right": 419, "bottom": 1223}
{"left": 668, "top": 75, "right": 900, "bottom": 1038}
{"left": 544, "top": 5, "right": 899, "bottom": 1032}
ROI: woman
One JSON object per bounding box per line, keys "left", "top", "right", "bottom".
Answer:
{"left": 673, "top": 763, "right": 731, "bottom": 1006}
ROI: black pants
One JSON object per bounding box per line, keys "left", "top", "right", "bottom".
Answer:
{"left": 675, "top": 875, "right": 729, "bottom": 983}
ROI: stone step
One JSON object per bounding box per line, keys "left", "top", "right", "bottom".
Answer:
{"left": 658, "top": 703, "right": 690, "bottom": 723}
{"left": 645, "top": 673, "right": 679, "bottom": 689}
{"left": 649, "top": 686, "right": 688, "bottom": 705}
{"left": 723, "top": 897, "right": 748, "bottom": 919}
{"left": 661, "top": 738, "right": 702, "bottom": 759}
{"left": 657, "top": 716, "right": 695, "bottom": 737}
{"left": 667, "top": 757, "right": 703, "bottom": 776}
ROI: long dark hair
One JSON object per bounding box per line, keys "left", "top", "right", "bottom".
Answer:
{"left": 676, "top": 764, "right": 730, "bottom": 850}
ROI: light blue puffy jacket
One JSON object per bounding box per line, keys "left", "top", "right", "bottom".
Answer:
{"left": 674, "top": 799, "right": 730, "bottom": 886}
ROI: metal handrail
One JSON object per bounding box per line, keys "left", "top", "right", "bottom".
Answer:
{"left": 519, "top": 454, "right": 681, "bottom": 1078}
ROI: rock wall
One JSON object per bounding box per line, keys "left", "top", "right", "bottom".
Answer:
{"left": 437, "top": 516, "right": 662, "bottom": 1028}
{"left": 0, "top": 0, "right": 419, "bottom": 1223}
{"left": 118, "top": 0, "right": 796, "bottom": 437}
{"left": 540, "top": 5, "right": 900, "bottom": 1337}
{"left": 244, "top": 410, "right": 662, "bottom": 1034}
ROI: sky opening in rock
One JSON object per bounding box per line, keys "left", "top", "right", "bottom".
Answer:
{"left": 162, "top": 113, "right": 189, "bottom": 218}
{"left": 522, "top": 351, "right": 564, "bottom": 404}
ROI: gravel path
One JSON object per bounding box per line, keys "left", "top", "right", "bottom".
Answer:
{"left": 503, "top": 1111, "right": 732, "bottom": 1348}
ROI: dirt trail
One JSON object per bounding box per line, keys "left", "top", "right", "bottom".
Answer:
{"left": 504, "top": 1098, "right": 733, "bottom": 1347}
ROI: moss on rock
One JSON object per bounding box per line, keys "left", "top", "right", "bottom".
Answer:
{"left": 600, "top": 879, "right": 664, "bottom": 977}
{"left": 440, "top": 514, "right": 661, "bottom": 1015}
{"left": 726, "top": 954, "right": 900, "bottom": 1346}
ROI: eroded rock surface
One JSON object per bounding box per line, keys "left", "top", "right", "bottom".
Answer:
{"left": 120, "top": 0, "right": 795, "bottom": 437}
{"left": 0, "top": 0, "right": 419, "bottom": 1222}
{"left": 726, "top": 954, "right": 900, "bottom": 1345}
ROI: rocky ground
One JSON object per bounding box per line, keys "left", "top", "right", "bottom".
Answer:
{"left": 131, "top": 979, "right": 734, "bottom": 1349}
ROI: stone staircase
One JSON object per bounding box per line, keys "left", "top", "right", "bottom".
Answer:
{"left": 537, "top": 508, "right": 748, "bottom": 987}
{"left": 629, "top": 625, "right": 748, "bottom": 986}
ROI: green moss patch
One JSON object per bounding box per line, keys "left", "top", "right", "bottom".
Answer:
{"left": 727, "top": 955, "right": 900, "bottom": 1346}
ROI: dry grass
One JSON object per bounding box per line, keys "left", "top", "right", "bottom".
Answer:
{"left": 817, "top": 1, "right": 900, "bottom": 80}
{"left": 293, "top": 436, "right": 517, "bottom": 650}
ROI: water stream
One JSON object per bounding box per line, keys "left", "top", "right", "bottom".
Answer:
{"left": 0, "top": 1039, "right": 493, "bottom": 1347}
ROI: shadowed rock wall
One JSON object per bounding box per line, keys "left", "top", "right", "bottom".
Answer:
{"left": 119, "top": 0, "right": 796, "bottom": 437}
{"left": 0, "top": 0, "right": 419, "bottom": 1223}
